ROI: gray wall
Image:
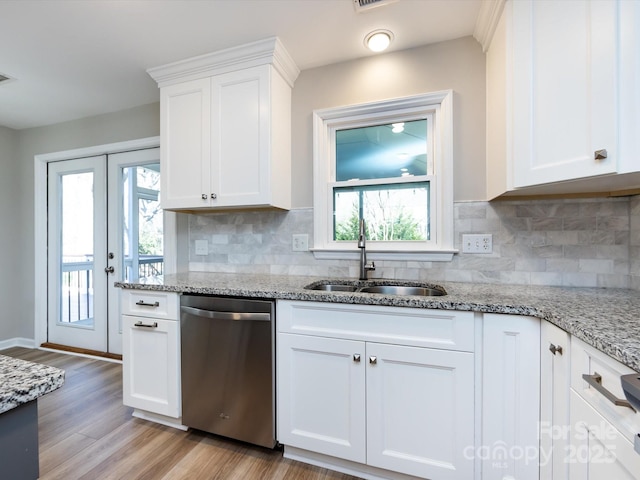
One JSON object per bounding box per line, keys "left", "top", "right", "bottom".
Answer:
{"left": 0, "top": 126, "right": 21, "bottom": 341}
{"left": 291, "top": 36, "right": 486, "bottom": 207}
{"left": 11, "top": 103, "right": 160, "bottom": 341}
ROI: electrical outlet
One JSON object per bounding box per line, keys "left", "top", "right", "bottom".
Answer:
{"left": 195, "top": 239, "right": 208, "bottom": 255}
{"left": 462, "top": 234, "right": 493, "bottom": 254}
{"left": 292, "top": 234, "right": 309, "bottom": 252}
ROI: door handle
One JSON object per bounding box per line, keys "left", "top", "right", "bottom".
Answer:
{"left": 104, "top": 266, "right": 114, "bottom": 274}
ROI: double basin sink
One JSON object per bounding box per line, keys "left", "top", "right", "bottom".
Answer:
{"left": 305, "top": 280, "right": 446, "bottom": 297}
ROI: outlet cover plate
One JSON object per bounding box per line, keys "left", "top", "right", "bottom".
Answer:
{"left": 292, "top": 234, "right": 309, "bottom": 252}
{"left": 462, "top": 234, "right": 493, "bottom": 254}
{"left": 195, "top": 239, "right": 208, "bottom": 255}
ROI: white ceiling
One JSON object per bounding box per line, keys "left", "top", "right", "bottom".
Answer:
{"left": 0, "top": 0, "right": 484, "bottom": 130}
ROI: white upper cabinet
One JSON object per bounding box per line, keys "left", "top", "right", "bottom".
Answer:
{"left": 512, "top": 0, "right": 618, "bottom": 188}
{"left": 484, "top": 0, "right": 640, "bottom": 198}
{"left": 148, "top": 37, "right": 299, "bottom": 211}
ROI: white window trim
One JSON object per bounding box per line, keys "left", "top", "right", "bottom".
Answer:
{"left": 312, "top": 90, "right": 456, "bottom": 261}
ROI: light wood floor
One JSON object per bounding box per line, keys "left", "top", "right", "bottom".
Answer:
{"left": 3, "top": 347, "right": 361, "bottom": 480}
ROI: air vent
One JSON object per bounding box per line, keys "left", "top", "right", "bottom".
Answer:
{"left": 353, "top": 0, "right": 398, "bottom": 13}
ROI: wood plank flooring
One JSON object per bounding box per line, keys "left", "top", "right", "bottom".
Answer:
{"left": 2, "top": 347, "right": 361, "bottom": 480}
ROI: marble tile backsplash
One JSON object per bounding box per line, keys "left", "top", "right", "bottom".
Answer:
{"left": 188, "top": 196, "right": 640, "bottom": 289}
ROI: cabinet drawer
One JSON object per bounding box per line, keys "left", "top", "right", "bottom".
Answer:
{"left": 277, "top": 301, "right": 474, "bottom": 352}
{"left": 121, "top": 290, "right": 179, "bottom": 320}
{"left": 571, "top": 337, "right": 640, "bottom": 442}
{"left": 122, "top": 315, "right": 180, "bottom": 418}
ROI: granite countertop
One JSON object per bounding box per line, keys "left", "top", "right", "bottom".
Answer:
{"left": 0, "top": 355, "right": 65, "bottom": 414}
{"left": 117, "top": 272, "right": 640, "bottom": 373}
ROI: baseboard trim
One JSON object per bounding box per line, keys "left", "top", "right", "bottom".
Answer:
{"left": 39, "top": 343, "right": 122, "bottom": 363}
{"left": 0, "top": 337, "right": 36, "bottom": 351}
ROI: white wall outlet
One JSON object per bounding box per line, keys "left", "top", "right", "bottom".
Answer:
{"left": 292, "top": 234, "right": 309, "bottom": 252}
{"left": 462, "top": 234, "right": 493, "bottom": 254}
{"left": 195, "top": 239, "right": 208, "bottom": 255}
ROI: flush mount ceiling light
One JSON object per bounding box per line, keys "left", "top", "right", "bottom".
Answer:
{"left": 364, "top": 30, "right": 394, "bottom": 52}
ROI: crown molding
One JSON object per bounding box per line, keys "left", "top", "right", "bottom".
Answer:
{"left": 473, "top": 0, "right": 506, "bottom": 52}
{"left": 147, "top": 36, "right": 300, "bottom": 88}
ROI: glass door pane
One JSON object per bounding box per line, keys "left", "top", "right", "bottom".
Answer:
{"left": 47, "top": 155, "right": 108, "bottom": 352}
{"left": 107, "top": 147, "right": 161, "bottom": 355}
{"left": 60, "top": 172, "right": 95, "bottom": 327}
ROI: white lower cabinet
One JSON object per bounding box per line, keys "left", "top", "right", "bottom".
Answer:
{"left": 277, "top": 333, "right": 366, "bottom": 463}
{"left": 540, "top": 321, "right": 571, "bottom": 480}
{"left": 121, "top": 290, "right": 183, "bottom": 427}
{"left": 366, "top": 342, "right": 474, "bottom": 479}
{"left": 481, "top": 314, "right": 541, "bottom": 480}
{"left": 122, "top": 315, "right": 180, "bottom": 417}
{"left": 569, "top": 337, "right": 640, "bottom": 479}
{"left": 569, "top": 390, "right": 640, "bottom": 479}
{"left": 277, "top": 301, "right": 475, "bottom": 480}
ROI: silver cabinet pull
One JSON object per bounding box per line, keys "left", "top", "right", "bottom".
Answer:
{"left": 201, "top": 193, "right": 208, "bottom": 200}
{"left": 549, "top": 343, "right": 563, "bottom": 355}
{"left": 582, "top": 373, "right": 636, "bottom": 411}
{"left": 134, "top": 321, "right": 158, "bottom": 328}
{"left": 211, "top": 193, "right": 217, "bottom": 200}
{"left": 353, "top": 354, "right": 361, "bottom": 363}
{"left": 594, "top": 149, "right": 608, "bottom": 160}
{"left": 104, "top": 266, "right": 114, "bottom": 274}
{"left": 136, "top": 300, "right": 160, "bottom": 307}
{"left": 369, "top": 356, "right": 377, "bottom": 365}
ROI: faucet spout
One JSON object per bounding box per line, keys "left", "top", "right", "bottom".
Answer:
{"left": 358, "top": 219, "right": 375, "bottom": 280}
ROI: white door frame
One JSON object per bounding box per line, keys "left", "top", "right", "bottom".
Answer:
{"left": 34, "top": 136, "right": 178, "bottom": 350}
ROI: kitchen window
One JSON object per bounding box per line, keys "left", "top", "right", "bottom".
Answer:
{"left": 312, "top": 91, "right": 455, "bottom": 260}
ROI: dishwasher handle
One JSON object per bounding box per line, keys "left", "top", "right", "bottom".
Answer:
{"left": 180, "top": 305, "right": 271, "bottom": 322}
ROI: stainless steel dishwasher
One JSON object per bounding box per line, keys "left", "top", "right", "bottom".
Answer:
{"left": 180, "top": 295, "right": 276, "bottom": 448}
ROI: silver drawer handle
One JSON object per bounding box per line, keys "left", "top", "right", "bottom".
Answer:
{"left": 136, "top": 300, "right": 160, "bottom": 307}
{"left": 134, "top": 321, "right": 158, "bottom": 328}
{"left": 549, "top": 343, "right": 563, "bottom": 355}
{"left": 582, "top": 373, "right": 636, "bottom": 411}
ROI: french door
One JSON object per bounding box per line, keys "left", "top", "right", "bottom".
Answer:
{"left": 47, "top": 148, "right": 162, "bottom": 354}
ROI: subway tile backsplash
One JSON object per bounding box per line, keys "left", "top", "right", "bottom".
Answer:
{"left": 187, "top": 195, "right": 640, "bottom": 290}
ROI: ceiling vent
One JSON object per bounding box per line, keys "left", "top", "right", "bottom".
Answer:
{"left": 353, "top": 0, "right": 398, "bottom": 13}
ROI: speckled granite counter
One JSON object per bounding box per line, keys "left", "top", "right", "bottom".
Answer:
{"left": 0, "top": 355, "right": 65, "bottom": 414}
{"left": 117, "top": 272, "right": 640, "bottom": 372}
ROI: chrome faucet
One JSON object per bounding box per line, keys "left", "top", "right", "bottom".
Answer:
{"left": 358, "top": 218, "right": 376, "bottom": 280}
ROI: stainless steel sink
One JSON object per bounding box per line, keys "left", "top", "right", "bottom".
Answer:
{"left": 358, "top": 285, "right": 446, "bottom": 296}
{"left": 304, "top": 281, "right": 446, "bottom": 297}
{"left": 307, "top": 284, "right": 358, "bottom": 292}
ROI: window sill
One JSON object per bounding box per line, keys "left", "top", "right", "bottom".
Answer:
{"left": 310, "top": 249, "right": 457, "bottom": 262}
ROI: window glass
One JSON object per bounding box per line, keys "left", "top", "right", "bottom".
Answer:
{"left": 333, "top": 182, "right": 430, "bottom": 241}
{"left": 335, "top": 119, "right": 428, "bottom": 181}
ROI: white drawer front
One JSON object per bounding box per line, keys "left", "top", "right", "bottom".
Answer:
{"left": 121, "top": 290, "right": 179, "bottom": 320}
{"left": 277, "top": 300, "right": 475, "bottom": 352}
{"left": 571, "top": 336, "right": 640, "bottom": 441}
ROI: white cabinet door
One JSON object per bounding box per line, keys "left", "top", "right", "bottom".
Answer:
{"left": 540, "top": 322, "right": 571, "bottom": 480}
{"left": 569, "top": 390, "right": 640, "bottom": 480}
{"left": 482, "top": 314, "right": 541, "bottom": 480}
{"left": 122, "top": 314, "right": 180, "bottom": 418}
{"left": 211, "top": 65, "right": 269, "bottom": 207}
{"left": 160, "top": 78, "right": 211, "bottom": 209}
{"left": 511, "top": 0, "right": 619, "bottom": 187}
{"left": 277, "top": 333, "right": 366, "bottom": 463}
{"left": 366, "top": 342, "right": 475, "bottom": 480}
